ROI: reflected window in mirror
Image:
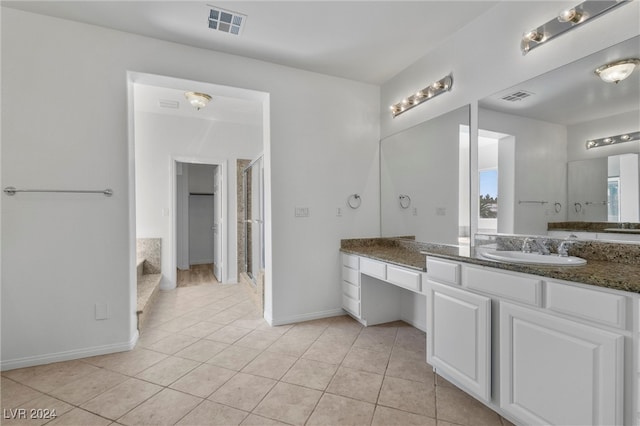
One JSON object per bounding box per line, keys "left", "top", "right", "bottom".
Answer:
{"left": 479, "top": 169, "right": 498, "bottom": 227}
{"left": 608, "top": 177, "right": 620, "bottom": 222}
{"left": 477, "top": 129, "right": 515, "bottom": 235}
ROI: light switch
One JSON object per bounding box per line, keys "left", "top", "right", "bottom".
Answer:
{"left": 295, "top": 207, "right": 310, "bottom": 217}
{"left": 436, "top": 207, "right": 446, "bottom": 216}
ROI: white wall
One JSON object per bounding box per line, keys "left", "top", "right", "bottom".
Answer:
{"left": 619, "top": 154, "right": 640, "bottom": 222}
{"left": 479, "top": 109, "right": 567, "bottom": 235}
{"left": 134, "top": 110, "right": 261, "bottom": 286}
{"left": 1, "top": 8, "right": 380, "bottom": 368}
{"left": 568, "top": 158, "right": 608, "bottom": 221}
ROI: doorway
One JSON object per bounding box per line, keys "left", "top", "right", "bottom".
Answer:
{"left": 176, "top": 162, "right": 223, "bottom": 283}
{"left": 128, "top": 71, "right": 272, "bottom": 322}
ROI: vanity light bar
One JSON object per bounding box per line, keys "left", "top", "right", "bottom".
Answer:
{"left": 520, "top": 0, "right": 630, "bottom": 55}
{"left": 586, "top": 131, "right": 640, "bottom": 149}
{"left": 390, "top": 75, "right": 453, "bottom": 118}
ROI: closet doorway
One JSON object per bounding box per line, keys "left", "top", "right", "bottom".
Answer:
{"left": 176, "top": 161, "right": 224, "bottom": 283}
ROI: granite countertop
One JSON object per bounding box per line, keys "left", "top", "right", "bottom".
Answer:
{"left": 548, "top": 221, "right": 640, "bottom": 235}
{"left": 340, "top": 237, "right": 640, "bottom": 294}
{"left": 341, "top": 243, "right": 427, "bottom": 271}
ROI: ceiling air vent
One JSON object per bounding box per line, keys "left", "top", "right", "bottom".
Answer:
{"left": 208, "top": 6, "right": 246, "bottom": 36}
{"left": 501, "top": 90, "right": 534, "bottom": 102}
{"left": 158, "top": 99, "right": 179, "bottom": 109}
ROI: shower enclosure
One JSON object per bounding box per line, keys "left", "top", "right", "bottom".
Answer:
{"left": 243, "top": 156, "right": 264, "bottom": 284}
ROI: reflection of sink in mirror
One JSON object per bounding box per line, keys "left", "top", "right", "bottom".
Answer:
{"left": 479, "top": 250, "right": 587, "bottom": 266}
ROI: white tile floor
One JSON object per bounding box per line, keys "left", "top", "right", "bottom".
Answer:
{"left": 2, "top": 279, "right": 514, "bottom": 425}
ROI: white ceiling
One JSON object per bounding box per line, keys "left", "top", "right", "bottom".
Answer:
{"left": 134, "top": 83, "right": 264, "bottom": 124}
{"left": 3, "top": 1, "right": 499, "bottom": 85}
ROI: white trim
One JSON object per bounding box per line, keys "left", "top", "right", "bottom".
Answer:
{"left": 1, "top": 332, "right": 139, "bottom": 371}
{"left": 268, "top": 308, "right": 346, "bottom": 327}
{"left": 399, "top": 314, "right": 426, "bottom": 332}
{"left": 126, "top": 72, "right": 139, "bottom": 344}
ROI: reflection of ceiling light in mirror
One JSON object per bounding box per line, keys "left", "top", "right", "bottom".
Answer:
{"left": 595, "top": 58, "right": 640, "bottom": 83}
{"left": 185, "top": 92, "right": 212, "bottom": 110}
{"left": 585, "top": 131, "right": 639, "bottom": 149}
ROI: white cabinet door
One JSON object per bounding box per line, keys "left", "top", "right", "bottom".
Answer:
{"left": 426, "top": 280, "right": 491, "bottom": 401}
{"left": 500, "top": 301, "right": 624, "bottom": 426}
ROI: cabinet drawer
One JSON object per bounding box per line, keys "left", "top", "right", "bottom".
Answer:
{"left": 342, "top": 253, "right": 359, "bottom": 269}
{"left": 546, "top": 281, "right": 627, "bottom": 330}
{"left": 342, "top": 294, "right": 360, "bottom": 317}
{"left": 387, "top": 265, "right": 421, "bottom": 292}
{"left": 360, "top": 258, "right": 386, "bottom": 280}
{"left": 342, "top": 266, "right": 359, "bottom": 286}
{"left": 426, "top": 258, "right": 460, "bottom": 285}
{"left": 342, "top": 281, "right": 359, "bottom": 300}
{"left": 464, "top": 266, "right": 541, "bottom": 306}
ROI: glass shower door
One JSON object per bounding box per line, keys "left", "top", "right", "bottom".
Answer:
{"left": 244, "top": 157, "right": 264, "bottom": 283}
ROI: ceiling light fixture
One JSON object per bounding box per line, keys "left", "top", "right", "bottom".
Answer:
{"left": 390, "top": 75, "right": 453, "bottom": 118}
{"left": 595, "top": 58, "right": 640, "bottom": 83}
{"left": 184, "top": 92, "right": 212, "bottom": 110}
{"left": 585, "top": 131, "right": 639, "bottom": 149}
{"left": 520, "top": 1, "right": 630, "bottom": 55}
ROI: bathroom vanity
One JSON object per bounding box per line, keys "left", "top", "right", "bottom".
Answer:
{"left": 340, "top": 237, "right": 640, "bottom": 426}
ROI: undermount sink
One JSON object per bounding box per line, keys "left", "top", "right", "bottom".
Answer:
{"left": 479, "top": 250, "right": 587, "bottom": 266}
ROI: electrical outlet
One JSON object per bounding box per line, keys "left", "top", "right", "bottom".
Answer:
{"left": 436, "top": 207, "right": 446, "bottom": 216}
{"left": 412, "top": 207, "right": 418, "bottom": 216}
{"left": 95, "top": 303, "right": 109, "bottom": 320}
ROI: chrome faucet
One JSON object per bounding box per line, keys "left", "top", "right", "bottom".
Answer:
{"left": 557, "top": 235, "right": 578, "bottom": 257}
{"left": 534, "top": 238, "right": 551, "bottom": 255}
{"left": 521, "top": 237, "right": 535, "bottom": 253}
{"left": 521, "top": 237, "right": 550, "bottom": 254}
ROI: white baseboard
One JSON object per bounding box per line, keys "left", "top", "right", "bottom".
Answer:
{"left": 269, "top": 308, "right": 346, "bottom": 326}
{"left": 1, "top": 332, "right": 139, "bottom": 371}
{"left": 400, "top": 315, "right": 426, "bottom": 333}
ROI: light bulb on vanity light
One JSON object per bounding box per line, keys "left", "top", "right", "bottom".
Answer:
{"left": 558, "top": 8, "right": 584, "bottom": 23}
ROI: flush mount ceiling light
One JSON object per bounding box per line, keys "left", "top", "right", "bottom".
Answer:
{"left": 390, "top": 75, "right": 453, "bottom": 118}
{"left": 595, "top": 58, "right": 640, "bottom": 83}
{"left": 520, "top": 1, "right": 630, "bottom": 55}
{"left": 585, "top": 131, "right": 640, "bottom": 149}
{"left": 184, "top": 92, "right": 212, "bottom": 110}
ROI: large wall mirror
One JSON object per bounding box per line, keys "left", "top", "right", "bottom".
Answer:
{"left": 380, "top": 105, "right": 470, "bottom": 246}
{"left": 477, "top": 35, "right": 639, "bottom": 236}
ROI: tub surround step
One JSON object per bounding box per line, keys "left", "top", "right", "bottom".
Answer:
{"left": 136, "top": 271, "right": 161, "bottom": 330}
{"left": 135, "top": 238, "right": 162, "bottom": 331}
{"left": 136, "top": 259, "right": 144, "bottom": 282}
